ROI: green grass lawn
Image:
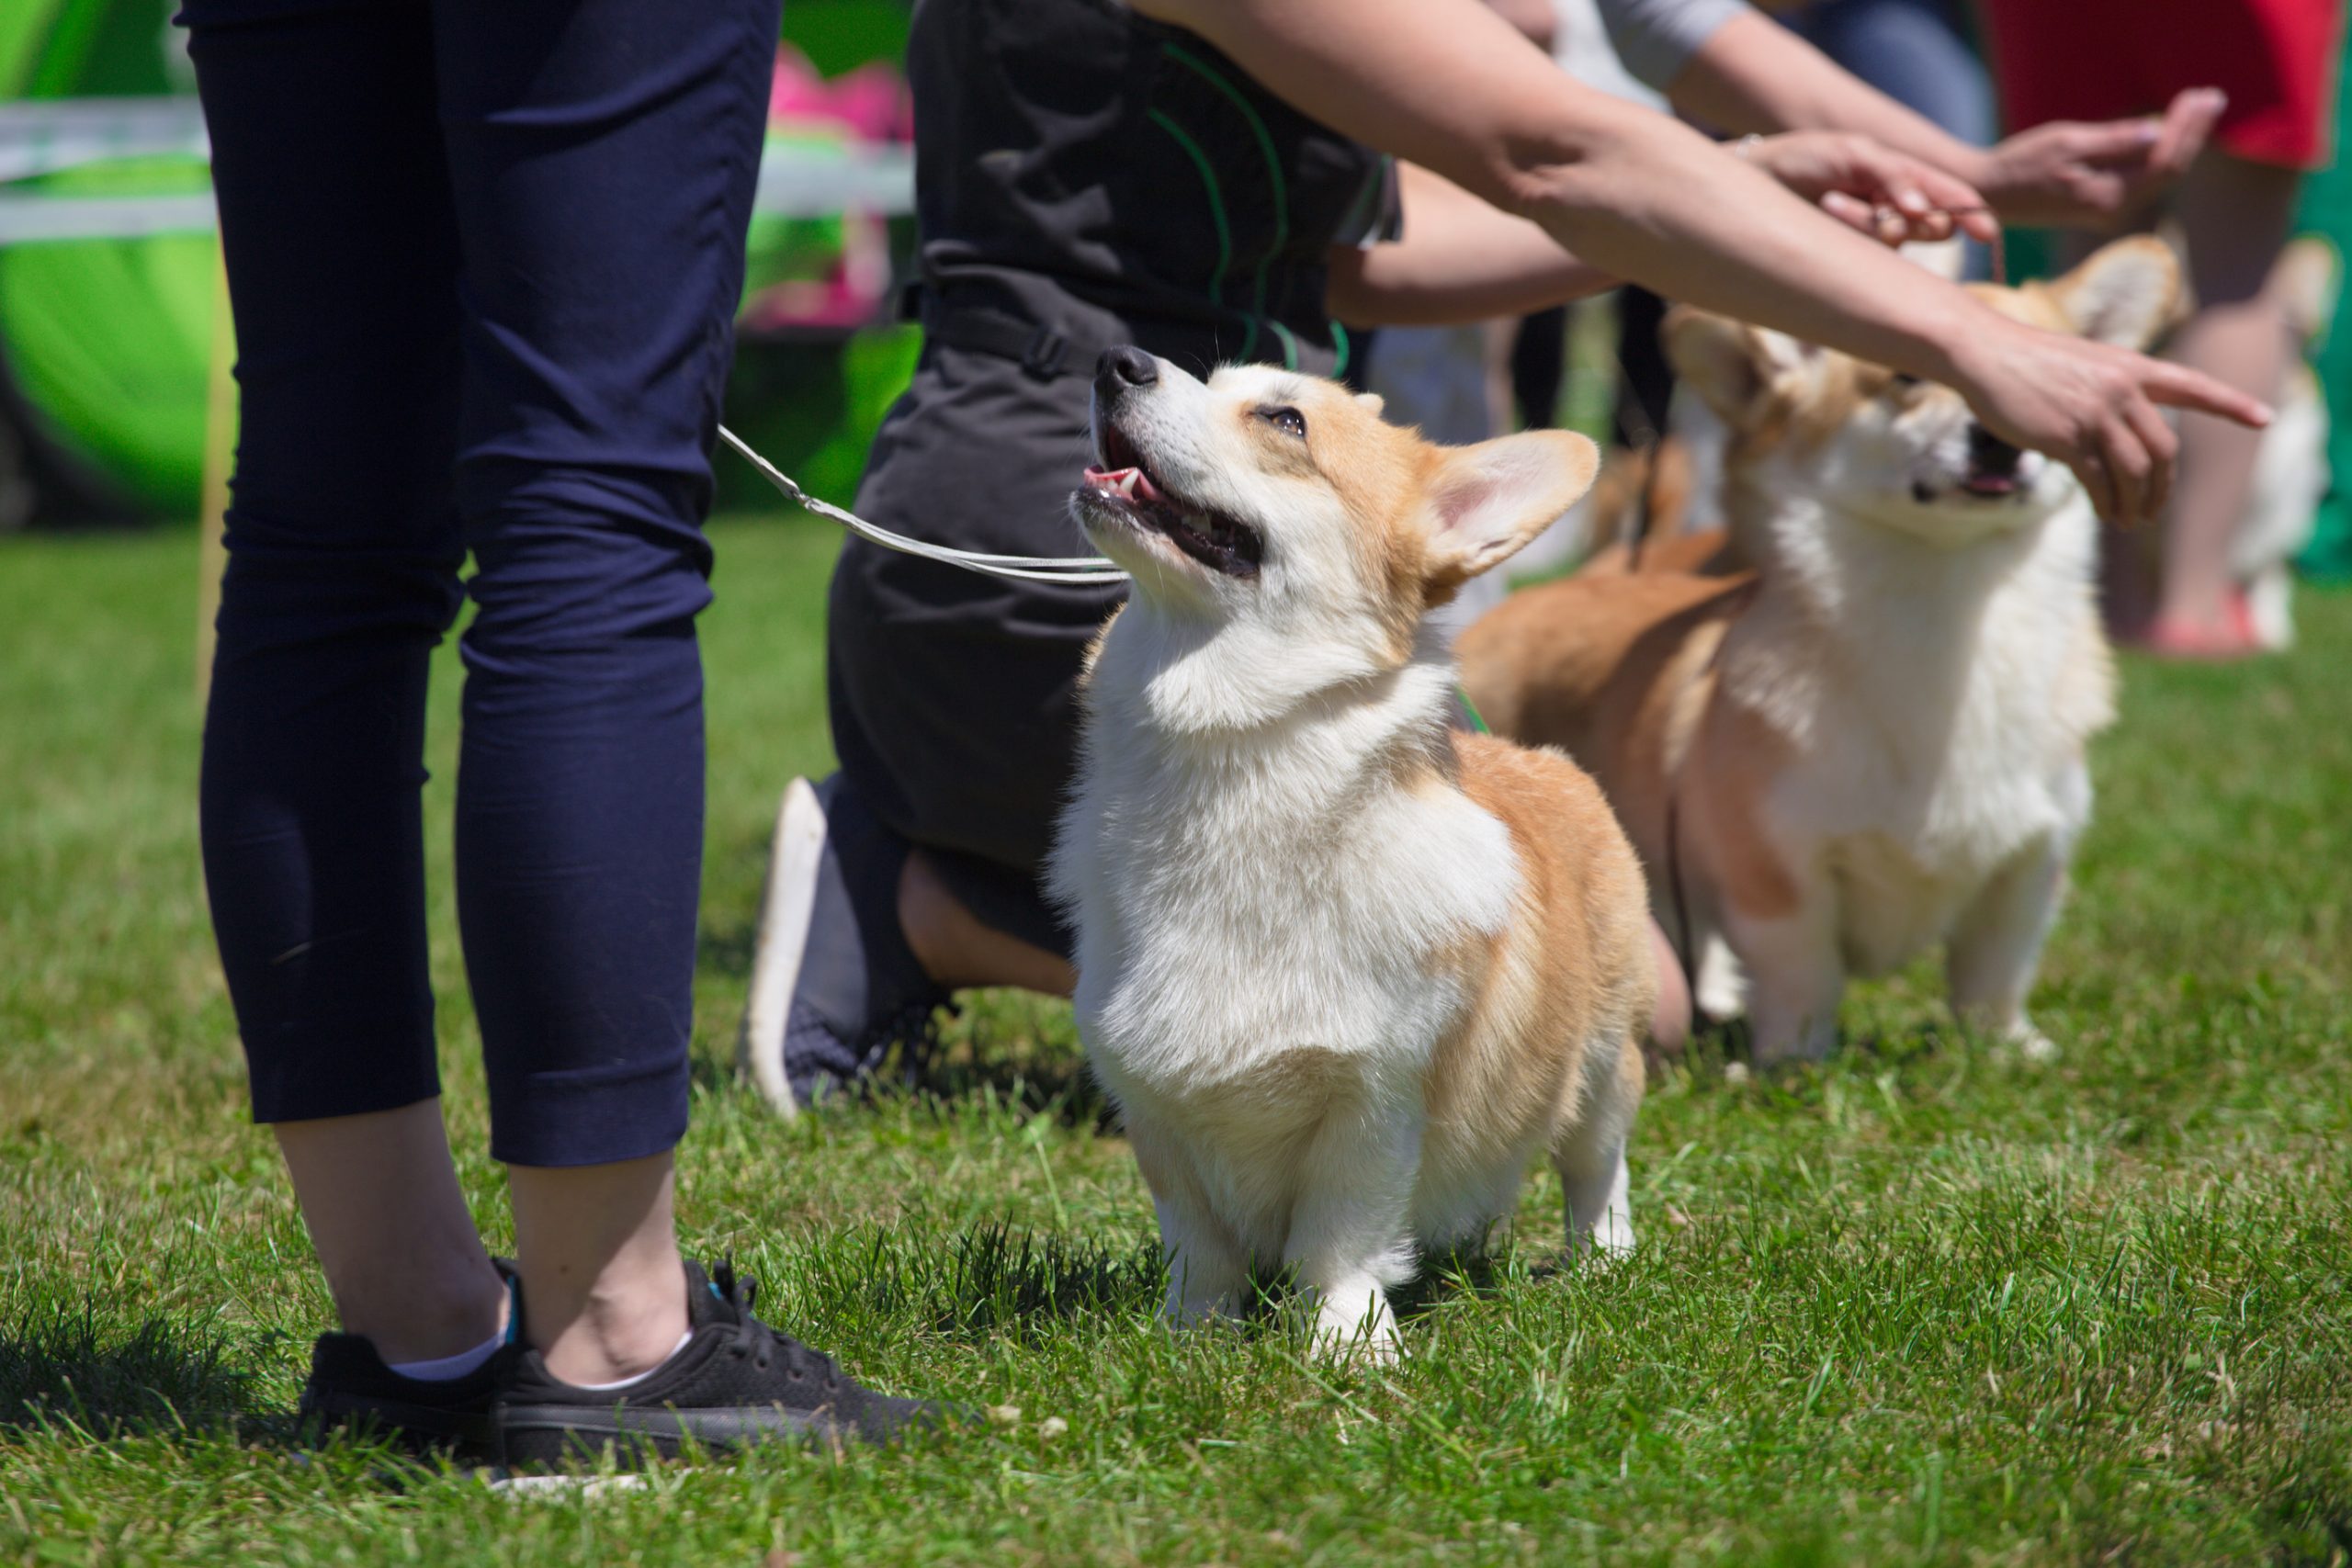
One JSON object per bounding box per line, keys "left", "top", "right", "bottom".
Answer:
{"left": 4, "top": 516, "right": 2349, "bottom": 1566}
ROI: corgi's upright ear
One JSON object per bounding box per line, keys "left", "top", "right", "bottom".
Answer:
{"left": 2047, "top": 235, "right": 2183, "bottom": 350}
{"left": 2271, "top": 234, "right": 2340, "bottom": 344}
{"left": 1420, "top": 429, "right": 1599, "bottom": 597}
{"left": 1663, "top": 308, "right": 1816, "bottom": 428}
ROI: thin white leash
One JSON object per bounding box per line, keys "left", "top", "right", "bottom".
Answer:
{"left": 716, "top": 425, "right": 1131, "bottom": 586}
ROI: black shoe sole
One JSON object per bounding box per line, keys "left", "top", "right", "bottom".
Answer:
{"left": 495, "top": 1403, "right": 842, "bottom": 1471}
{"left": 299, "top": 1390, "right": 496, "bottom": 1458}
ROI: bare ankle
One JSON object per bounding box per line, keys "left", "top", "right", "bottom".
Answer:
{"left": 273, "top": 1101, "right": 509, "bottom": 1365}
{"left": 337, "top": 1256, "right": 509, "bottom": 1366}
{"left": 507, "top": 1150, "right": 693, "bottom": 1384}
{"left": 533, "top": 1254, "right": 691, "bottom": 1385}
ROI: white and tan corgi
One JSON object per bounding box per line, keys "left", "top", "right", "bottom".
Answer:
{"left": 1048, "top": 348, "right": 1654, "bottom": 1359}
{"left": 2234, "top": 235, "right": 2336, "bottom": 650}
{"left": 1459, "top": 237, "right": 2184, "bottom": 1069}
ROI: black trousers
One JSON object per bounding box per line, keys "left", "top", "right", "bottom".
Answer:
{"left": 187, "top": 0, "right": 778, "bottom": 1165}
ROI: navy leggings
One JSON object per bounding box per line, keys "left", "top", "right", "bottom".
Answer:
{"left": 188, "top": 0, "right": 778, "bottom": 1167}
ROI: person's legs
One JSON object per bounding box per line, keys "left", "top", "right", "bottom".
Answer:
{"left": 506, "top": 1155, "right": 688, "bottom": 1385}
{"left": 274, "top": 1108, "right": 506, "bottom": 1365}
{"left": 425, "top": 0, "right": 778, "bottom": 1378}
{"left": 2150, "top": 148, "right": 2305, "bottom": 648}
{"left": 188, "top": 1, "right": 505, "bottom": 1366}
{"left": 899, "top": 850, "right": 1074, "bottom": 995}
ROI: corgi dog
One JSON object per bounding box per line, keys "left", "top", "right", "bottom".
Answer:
{"left": 1458, "top": 237, "right": 2183, "bottom": 1068}
{"left": 2234, "top": 236, "right": 2336, "bottom": 650}
{"left": 1048, "top": 348, "right": 1654, "bottom": 1359}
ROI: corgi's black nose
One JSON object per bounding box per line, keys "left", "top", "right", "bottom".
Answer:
{"left": 1095, "top": 346, "right": 1159, "bottom": 403}
{"left": 1967, "top": 423, "right": 2023, "bottom": 478}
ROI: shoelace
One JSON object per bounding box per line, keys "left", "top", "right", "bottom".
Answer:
{"left": 708, "top": 1258, "right": 841, "bottom": 1388}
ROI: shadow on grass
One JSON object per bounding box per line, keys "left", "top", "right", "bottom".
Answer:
{"left": 693, "top": 1033, "right": 1116, "bottom": 1131}
{"left": 0, "top": 1301, "right": 259, "bottom": 1440}
{"left": 809, "top": 1219, "right": 1570, "bottom": 1348}
{"left": 1668, "top": 1011, "right": 1952, "bottom": 1084}
{"left": 810, "top": 1222, "right": 1164, "bottom": 1343}
{"left": 697, "top": 987, "right": 1116, "bottom": 1129}
{"left": 903, "top": 1041, "right": 1114, "bottom": 1131}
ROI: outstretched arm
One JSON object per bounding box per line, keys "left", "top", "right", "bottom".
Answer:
{"left": 1664, "top": 9, "right": 2223, "bottom": 229}
{"left": 1136, "top": 0, "right": 2267, "bottom": 524}
{"left": 1329, "top": 134, "right": 2003, "bottom": 328}
{"left": 1326, "top": 163, "right": 1616, "bottom": 326}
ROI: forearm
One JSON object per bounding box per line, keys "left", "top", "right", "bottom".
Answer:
{"left": 1325, "top": 164, "right": 1615, "bottom": 326}
{"left": 1666, "top": 11, "right": 1987, "bottom": 180}
{"left": 1483, "top": 0, "right": 1556, "bottom": 50}
{"left": 1142, "top": 0, "right": 1990, "bottom": 381}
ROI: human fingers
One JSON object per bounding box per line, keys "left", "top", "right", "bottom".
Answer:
{"left": 1854, "top": 144, "right": 1973, "bottom": 216}
{"left": 1909, "top": 207, "right": 1956, "bottom": 243}
{"left": 1905, "top": 161, "right": 1999, "bottom": 243}
{"left": 1819, "top": 189, "right": 1883, "bottom": 237}
{"left": 2074, "top": 449, "right": 2118, "bottom": 525}
{"left": 1951, "top": 205, "right": 2002, "bottom": 245}
{"left": 2125, "top": 396, "right": 2179, "bottom": 520}
{"left": 1833, "top": 141, "right": 1992, "bottom": 244}
{"left": 2099, "top": 412, "right": 2153, "bottom": 525}
{"left": 2148, "top": 87, "right": 2226, "bottom": 175}
{"left": 2053, "top": 117, "right": 2163, "bottom": 170}
{"left": 2139, "top": 359, "right": 2273, "bottom": 429}
{"left": 2061, "top": 165, "right": 2131, "bottom": 215}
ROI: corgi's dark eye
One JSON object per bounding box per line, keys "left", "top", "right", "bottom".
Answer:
{"left": 1261, "top": 406, "right": 1307, "bottom": 440}
{"left": 1889, "top": 373, "right": 1923, "bottom": 389}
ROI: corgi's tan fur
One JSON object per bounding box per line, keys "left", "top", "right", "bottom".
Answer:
{"left": 1050, "top": 355, "right": 1651, "bottom": 1358}
{"left": 1461, "top": 237, "right": 2181, "bottom": 1067}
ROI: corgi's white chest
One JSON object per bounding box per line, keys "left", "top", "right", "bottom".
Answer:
{"left": 1056, "top": 701, "right": 1517, "bottom": 1104}
{"left": 1747, "top": 509, "right": 2109, "bottom": 975}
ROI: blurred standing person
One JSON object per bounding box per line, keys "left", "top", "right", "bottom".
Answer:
{"left": 1776, "top": 0, "right": 1996, "bottom": 153}
{"left": 1981, "top": 0, "right": 2349, "bottom": 655}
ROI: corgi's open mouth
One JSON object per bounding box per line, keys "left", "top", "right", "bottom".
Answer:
{"left": 1913, "top": 466, "right": 2029, "bottom": 505}
{"left": 1943, "top": 429, "right": 2030, "bottom": 502}
{"left": 1080, "top": 425, "right": 1263, "bottom": 579}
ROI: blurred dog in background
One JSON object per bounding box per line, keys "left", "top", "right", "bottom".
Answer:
{"left": 1460, "top": 238, "right": 2180, "bottom": 1066}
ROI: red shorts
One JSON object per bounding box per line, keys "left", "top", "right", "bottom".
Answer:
{"left": 1981, "top": 0, "right": 2346, "bottom": 171}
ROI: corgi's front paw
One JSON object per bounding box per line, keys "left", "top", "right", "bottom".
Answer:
{"left": 2002, "top": 1018, "right": 2060, "bottom": 1063}
{"left": 1306, "top": 1281, "right": 1400, "bottom": 1365}
{"left": 1583, "top": 1211, "right": 1635, "bottom": 1260}
{"left": 1692, "top": 935, "right": 1747, "bottom": 1021}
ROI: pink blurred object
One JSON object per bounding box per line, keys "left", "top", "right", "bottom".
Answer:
{"left": 743, "top": 48, "right": 909, "bottom": 333}
{"left": 768, "top": 46, "right": 911, "bottom": 142}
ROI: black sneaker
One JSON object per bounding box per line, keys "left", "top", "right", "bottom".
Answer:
{"left": 493, "top": 1258, "right": 937, "bottom": 1470}
{"left": 296, "top": 1263, "right": 518, "bottom": 1459}
{"left": 738, "top": 773, "right": 949, "bottom": 1112}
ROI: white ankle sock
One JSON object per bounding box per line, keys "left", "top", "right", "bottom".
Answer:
{"left": 389, "top": 1325, "right": 507, "bottom": 1382}
{"left": 569, "top": 1330, "right": 696, "bottom": 1392}
{"left": 386, "top": 1274, "right": 520, "bottom": 1382}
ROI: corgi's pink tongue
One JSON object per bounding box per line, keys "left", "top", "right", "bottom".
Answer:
{"left": 1960, "top": 473, "right": 2018, "bottom": 497}
{"left": 1084, "top": 466, "right": 1166, "bottom": 504}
